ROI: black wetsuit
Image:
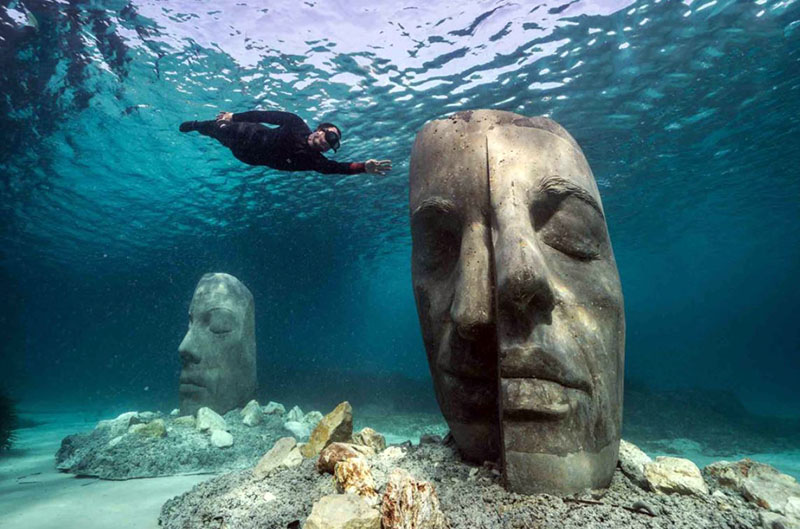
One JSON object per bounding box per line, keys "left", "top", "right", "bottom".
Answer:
{"left": 182, "top": 111, "right": 365, "bottom": 175}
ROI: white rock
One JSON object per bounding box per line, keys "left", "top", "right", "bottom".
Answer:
{"left": 240, "top": 399, "right": 260, "bottom": 416}
{"left": 644, "top": 456, "right": 708, "bottom": 496}
{"left": 196, "top": 407, "right": 227, "bottom": 432}
{"left": 742, "top": 463, "right": 800, "bottom": 516}
{"left": 761, "top": 511, "right": 800, "bottom": 529}
{"left": 286, "top": 405, "right": 304, "bottom": 422}
{"left": 786, "top": 497, "right": 800, "bottom": 519}
{"left": 96, "top": 412, "right": 138, "bottom": 437}
{"left": 285, "top": 446, "right": 303, "bottom": 468}
{"left": 263, "top": 491, "right": 276, "bottom": 502}
{"left": 284, "top": 420, "right": 311, "bottom": 439}
{"left": 303, "top": 494, "right": 380, "bottom": 529}
{"left": 254, "top": 437, "right": 299, "bottom": 479}
{"left": 241, "top": 400, "right": 263, "bottom": 427}
{"left": 170, "top": 408, "right": 180, "bottom": 417}
{"left": 264, "top": 401, "right": 286, "bottom": 415}
{"left": 303, "top": 410, "right": 324, "bottom": 427}
{"left": 618, "top": 439, "right": 652, "bottom": 489}
{"left": 381, "top": 446, "right": 406, "bottom": 461}
{"left": 210, "top": 429, "right": 234, "bottom": 448}
{"left": 107, "top": 435, "right": 124, "bottom": 448}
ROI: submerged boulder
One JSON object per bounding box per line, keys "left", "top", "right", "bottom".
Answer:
{"left": 241, "top": 400, "right": 263, "bottom": 427}
{"left": 353, "top": 427, "right": 386, "bottom": 453}
{"left": 301, "top": 401, "right": 353, "bottom": 458}
{"left": 644, "top": 457, "right": 708, "bottom": 496}
{"left": 318, "top": 442, "right": 375, "bottom": 474}
{"left": 618, "top": 439, "right": 652, "bottom": 489}
{"left": 334, "top": 457, "right": 378, "bottom": 500}
{"left": 197, "top": 407, "right": 227, "bottom": 432}
{"left": 210, "top": 429, "right": 234, "bottom": 448}
{"left": 264, "top": 402, "right": 286, "bottom": 415}
{"left": 380, "top": 468, "right": 448, "bottom": 529}
{"left": 128, "top": 419, "right": 167, "bottom": 439}
{"left": 304, "top": 494, "right": 380, "bottom": 529}
{"left": 254, "top": 436, "right": 302, "bottom": 479}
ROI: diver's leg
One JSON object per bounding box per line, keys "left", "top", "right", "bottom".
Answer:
{"left": 179, "top": 119, "right": 242, "bottom": 149}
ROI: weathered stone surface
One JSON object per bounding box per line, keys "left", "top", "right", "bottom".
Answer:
{"left": 170, "top": 408, "right": 180, "bottom": 417}
{"left": 301, "top": 401, "right": 353, "bottom": 458}
{"left": 381, "top": 468, "right": 448, "bottom": 529}
{"left": 210, "top": 429, "right": 234, "bottom": 448}
{"left": 705, "top": 459, "right": 800, "bottom": 518}
{"left": 761, "top": 511, "right": 800, "bottom": 529}
{"left": 284, "top": 421, "right": 312, "bottom": 439}
{"left": 335, "top": 457, "right": 378, "bottom": 499}
{"left": 742, "top": 463, "right": 800, "bottom": 515}
{"left": 178, "top": 273, "right": 257, "bottom": 416}
{"left": 318, "top": 442, "right": 375, "bottom": 474}
{"left": 353, "top": 428, "right": 386, "bottom": 452}
{"left": 287, "top": 405, "right": 304, "bottom": 422}
{"left": 305, "top": 411, "right": 324, "bottom": 426}
{"left": 254, "top": 437, "right": 298, "bottom": 479}
{"left": 264, "top": 402, "right": 286, "bottom": 415}
{"left": 381, "top": 446, "right": 406, "bottom": 461}
{"left": 197, "top": 407, "right": 227, "bottom": 432}
{"left": 128, "top": 419, "right": 167, "bottom": 439}
{"left": 303, "top": 494, "right": 380, "bottom": 529}
{"left": 134, "top": 411, "right": 160, "bottom": 424}
{"left": 173, "top": 415, "right": 196, "bottom": 428}
{"left": 645, "top": 457, "right": 708, "bottom": 496}
{"left": 618, "top": 439, "right": 651, "bottom": 489}
{"left": 705, "top": 458, "right": 755, "bottom": 490}
{"left": 96, "top": 412, "right": 138, "bottom": 437}
{"left": 241, "top": 400, "right": 263, "bottom": 427}
{"left": 409, "top": 110, "right": 624, "bottom": 495}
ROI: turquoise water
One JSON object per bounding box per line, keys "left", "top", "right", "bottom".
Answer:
{"left": 1, "top": 0, "right": 799, "bottom": 444}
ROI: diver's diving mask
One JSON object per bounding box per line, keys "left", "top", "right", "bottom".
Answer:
{"left": 325, "top": 129, "right": 341, "bottom": 152}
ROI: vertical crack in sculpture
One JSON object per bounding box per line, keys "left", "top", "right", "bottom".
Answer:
{"left": 410, "top": 110, "right": 624, "bottom": 496}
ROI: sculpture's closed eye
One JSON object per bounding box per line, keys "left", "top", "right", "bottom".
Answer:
{"left": 207, "top": 308, "right": 237, "bottom": 334}
{"left": 532, "top": 195, "right": 606, "bottom": 261}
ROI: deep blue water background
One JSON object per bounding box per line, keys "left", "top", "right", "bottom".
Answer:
{"left": 1, "top": 0, "right": 799, "bottom": 421}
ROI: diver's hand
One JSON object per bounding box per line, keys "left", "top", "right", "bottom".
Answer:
{"left": 365, "top": 159, "right": 392, "bottom": 176}
{"left": 216, "top": 111, "right": 233, "bottom": 122}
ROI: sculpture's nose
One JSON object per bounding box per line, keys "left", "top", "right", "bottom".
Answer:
{"left": 450, "top": 222, "right": 493, "bottom": 340}
{"left": 495, "top": 235, "right": 555, "bottom": 320}
{"left": 178, "top": 332, "right": 201, "bottom": 366}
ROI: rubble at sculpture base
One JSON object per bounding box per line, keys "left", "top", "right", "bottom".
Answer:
{"left": 55, "top": 400, "right": 323, "bottom": 479}
{"left": 158, "top": 402, "right": 800, "bottom": 529}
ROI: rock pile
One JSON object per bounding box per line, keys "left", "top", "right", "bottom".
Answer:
{"left": 55, "top": 399, "right": 318, "bottom": 479}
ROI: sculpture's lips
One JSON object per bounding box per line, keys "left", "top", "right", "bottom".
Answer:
{"left": 499, "top": 345, "right": 592, "bottom": 395}
{"left": 179, "top": 376, "right": 206, "bottom": 392}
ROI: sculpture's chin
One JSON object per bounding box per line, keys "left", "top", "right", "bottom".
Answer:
{"left": 503, "top": 440, "right": 619, "bottom": 495}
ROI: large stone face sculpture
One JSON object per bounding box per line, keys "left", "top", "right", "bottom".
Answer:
{"left": 178, "top": 273, "right": 257, "bottom": 416}
{"left": 409, "top": 109, "right": 625, "bottom": 495}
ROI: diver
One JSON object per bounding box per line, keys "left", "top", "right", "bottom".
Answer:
{"left": 179, "top": 110, "right": 392, "bottom": 176}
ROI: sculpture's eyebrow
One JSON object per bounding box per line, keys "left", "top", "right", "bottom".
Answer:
{"left": 411, "top": 197, "right": 458, "bottom": 222}
{"left": 538, "top": 175, "right": 604, "bottom": 219}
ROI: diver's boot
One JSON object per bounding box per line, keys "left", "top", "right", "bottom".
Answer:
{"left": 179, "top": 120, "right": 198, "bottom": 133}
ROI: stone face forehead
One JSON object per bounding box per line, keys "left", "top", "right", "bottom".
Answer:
{"left": 191, "top": 273, "right": 253, "bottom": 313}
{"left": 410, "top": 110, "right": 599, "bottom": 212}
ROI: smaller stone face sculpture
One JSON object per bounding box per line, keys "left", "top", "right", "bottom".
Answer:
{"left": 178, "top": 273, "right": 257, "bottom": 416}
